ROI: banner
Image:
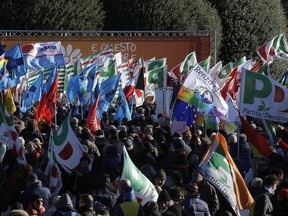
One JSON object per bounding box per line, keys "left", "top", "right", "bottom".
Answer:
{"left": 239, "top": 70, "right": 288, "bottom": 123}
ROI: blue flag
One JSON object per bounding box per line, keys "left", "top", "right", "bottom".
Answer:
{"left": 97, "top": 74, "right": 121, "bottom": 120}
{"left": 22, "top": 41, "right": 65, "bottom": 70}
{"left": 43, "top": 65, "right": 57, "bottom": 93}
{"left": 79, "top": 64, "right": 96, "bottom": 93}
{"left": 66, "top": 75, "right": 86, "bottom": 106}
{"left": 172, "top": 99, "right": 197, "bottom": 127}
{"left": 0, "top": 44, "right": 25, "bottom": 89}
{"left": 115, "top": 87, "right": 132, "bottom": 124}
{"left": 21, "top": 72, "right": 44, "bottom": 113}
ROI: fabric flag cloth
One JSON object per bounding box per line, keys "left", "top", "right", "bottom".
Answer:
{"left": 79, "top": 64, "right": 97, "bottom": 93}
{"left": 45, "top": 133, "right": 62, "bottom": 196}
{"left": 199, "top": 56, "right": 211, "bottom": 72}
{"left": 115, "top": 87, "right": 132, "bottom": 124}
{"left": 172, "top": 100, "right": 197, "bottom": 127}
{"left": 22, "top": 41, "right": 65, "bottom": 70}
{"left": 35, "top": 70, "right": 59, "bottom": 124}
{"left": 43, "top": 65, "right": 57, "bottom": 93}
{"left": 239, "top": 69, "right": 288, "bottom": 123}
{"left": 21, "top": 72, "right": 43, "bottom": 113}
{"left": 121, "top": 146, "right": 159, "bottom": 205}
{"left": 279, "top": 69, "right": 288, "bottom": 87}
{"left": 0, "top": 102, "right": 26, "bottom": 164}
{"left": 66, "top": 75, "right": 86, "bottom": 107}
{"left": 96, "top": 74, "right": 121, "bottom": 120}
{"left": 51, "top": 112, "right": 89, "bottom": 174}
{"left": 4, "top": 88, "right": 16, "bottom": 116}
{"left": 239, "top": 115, "right": 272, "bottom": 158}
{"left": 87, "top": 93, "right": 101, "bottom": 134}
{"left": 0, "top": 44, "right": 25, "bottom": 90}
{"left": 257, "top": 33, "right": 288, "bottom": 64}
{"left": 212, "top": 57, "right": 246, "bottom": 88}
{"left": 199, "top": 133, "right": 254, "bottom": 216}
{"left": 144, "top": 65, "right": 166, "bottom": 98}
{"left": 180, "top": 51, "right": 197, "bottom": 82}
{"left": 177, "top": 63, "right": 228, "bottom": 119}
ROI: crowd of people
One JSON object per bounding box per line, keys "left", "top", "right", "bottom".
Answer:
{"left": 0, "top": 102, "right": 288, "bottom": 216}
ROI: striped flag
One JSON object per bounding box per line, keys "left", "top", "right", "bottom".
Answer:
{"left": 199, "top": 133, "right": 253, "bottom": 216}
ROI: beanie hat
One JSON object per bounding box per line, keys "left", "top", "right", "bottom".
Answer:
{"left": 154, "top": 169, "right": 167, "bottom": 180}
{"left": 158, "top": 189, "right": 171, "bottom": 202}
{"left": 185, "top": 182, "right": 199, "bottom": 194}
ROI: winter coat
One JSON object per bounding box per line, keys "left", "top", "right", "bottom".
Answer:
{"left": 254, "top": 187, "right": 274, "bottom": 216}
{"left": 182, "top": 194, "right": 211, "bottom": 216}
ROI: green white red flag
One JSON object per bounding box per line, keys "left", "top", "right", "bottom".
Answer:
{"left": 121, "top": 146, "right": 159, "bottom": 205}
{"left": 51, "top": 112, "right": 89, "bottom": 174}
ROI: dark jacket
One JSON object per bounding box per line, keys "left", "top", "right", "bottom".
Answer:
{"left": 182, "top": 194, "right": 211, "bottom": 216}
{"left": 254, "top": 186, "right": 274, "bottom": 216}
{"left": 198, "top": 180, "right": 220, "bottom": 216}
{"left": 52, "top": 193, "right": 81, "bottom": 216}
{"left": 18, "top": 181, "right": 51, "bottom": 209}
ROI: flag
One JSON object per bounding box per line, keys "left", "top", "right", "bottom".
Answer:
{"left": 80, "top": 47, "right": 113, "bottom": 69}
{"left": 212, "top": 57, "right": 246, "bottom": 88}
{"left": 199, "top": 133, "right": 253, "bottom": 216}
{"left": 199, "top": 56, "right": 211, "bottom": 72}
{"left": 22, "top": 41, "right": 65, "bottom": 70}
{"left": 169, "top": 62, "right": 181, "bottom": 83}
{"left": 180, "top": 51, "right": 197, "bottom": 81}
{"left": 145, "top": 66, "right": 166, "bottom": 98}
{"left": 279, "top": 69, "right": 288, "bottom": 87}
{"left": 172, "top": 100, "right": 197, "bottom": 127}
{"left": 239, "top": 115, "right": 272, "bottom": 158}
{"left": 43, "top": 65, "right": 57, "bottom": 93}
{"left": 223, "top": 93, "right": 239, "bottom": 124}
{"left": 209, "top": 61, "right": 222, "bottom": 75}
{"left": 45, "top": 133, "right": 62, "bottom": 196}
{"left": 4, "top": 88, "right": 16, "bottom": 116}
{"left": 257, "top": 33, "right": 288, "bottom": 64}
{"left": 0, "top": 102, "right": 26, "bottom": 164}
{"left": 98, "top": 59, "right": 117, "bottom": 84}
{"left": 97, "top": 74, "right": 121, "bottom": 120}
{"left": 177, "top": 64, "right": 228, "bottom": 118}
{"left": 35, "top": 71, "right": 59, "bottom": 124}
{"left": 121, "top": 146, "right": 158, "bottom": 205}
{"left": 51, "top": 112, "right": 89, "bottom": 174}
{"left": 21, "top": 72, "right": 44, "bottom": 113}
{"left": 239, "top": 69, "right": 288, "bottom": 123}
{"left": 0, "top": 44, "right": 25, "bottom": 90}
{"left": 87, "top": 93, "right": 101, "bottom": 134}
{"left": 79, "top": 64, "right": 97, "bottom": 93}
{"left": 115, "top": 87, "right": 132, "bottom": 124}
{"left": 66, "top": 75, "right": 86, "bottom": 106}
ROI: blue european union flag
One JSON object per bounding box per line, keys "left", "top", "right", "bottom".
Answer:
{"left": 172, "top": 99, "right": 197, "bottom": 127}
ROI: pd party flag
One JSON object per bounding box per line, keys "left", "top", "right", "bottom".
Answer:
{"left": 121, "top": 146, "right": 159, "bottom": 205}
{"left": 51, "top": 112, "right": 89, "bottom": 174}
{"left": 257, "top": 33, "right": 288, "bottom": 64}
{"left": 177, "top": 63, "right": 228, "bottom": 118}
{"left": 22, "top": 41, "right": 65, "bottom": 70}
{"left": 239, "top": 69, "right": 288, "bottom": 123}
{"left": 199, "top": 133, "right": 253, "bottom": 216}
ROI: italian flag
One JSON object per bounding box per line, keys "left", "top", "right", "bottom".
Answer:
{"left": 121, "top": 146, "right": 158, "bottom": 205}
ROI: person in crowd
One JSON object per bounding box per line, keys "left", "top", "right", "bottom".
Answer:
{"left": 110, "top": 185, "right": 142, "bottom": 216}
{"left": 142, "top": 201, "right": 161, "bottom": 216}
{"left": 191, "top": 169, "right": 219, "bottom": 216}
{"left": 52, "top": 193, "right": 80, "bottom": 216}
{"left": 254, "top": 175, "right": 279, "bottom": 216}
{"left": 153, "top": 169, "right": 167, "bottom": 194}
{"left": 18, "top": 173, "right": 51, "bottom": 209}
{"left": 26, "top": 194, "right": 46, "bottom": 216}
{"left": 77, "top": 194, "right": 96, "bottom": 216}
{"left": 182, "top": 182, "right": 210, "bottom": 216}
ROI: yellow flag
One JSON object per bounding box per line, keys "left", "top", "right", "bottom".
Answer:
{"left": 4, "top": 88, "right": 16, "bottom": 116}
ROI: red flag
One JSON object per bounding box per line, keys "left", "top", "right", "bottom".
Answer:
{"left": 239, "top": 115, "right": 272, "bottom": 157}
{"left": 87, "top": 93, "right": 101, "bottom": 134}
{"left": 35, "top": 70, "right": 59, "bottom": 124}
